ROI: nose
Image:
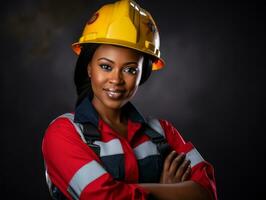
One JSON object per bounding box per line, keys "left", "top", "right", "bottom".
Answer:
{"left": 109, "top": 69, "right": 125, "bottom": 85}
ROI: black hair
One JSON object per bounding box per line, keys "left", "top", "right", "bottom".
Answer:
{"left": 74, "top": 44, "right": 99, "bottom": 106}
{"left": 74, "top": 44, "right": 153, "bottom": 106}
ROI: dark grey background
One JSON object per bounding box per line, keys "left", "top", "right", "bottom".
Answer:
{"left": 1, "top": 0, "right": 265, "bottom": 199}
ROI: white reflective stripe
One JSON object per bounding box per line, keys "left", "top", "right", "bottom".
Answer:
{"left": 44, "top": 162, "right": 56, "bottom": 197}
{"left": 59, "top": 113, "right": 75, "bottom": 120}
{"left": 186, "top": 148, "right": 204, "bottom": 167}
{"left": 68, "top": 160, "right": 107, "bottom": 197}
{"left": 134, "top": 141, "right": 160, "bottom": 160}
{"left": 50, "top": 113, "right": 75, "bottom": 123}
{"left": 146, "top": 117, "right": 165, "bottom": 137}
{"left": 70, "top": 122, "right": 87, "bottom": 143}
{"left": 94, "top": 139, "right": 123, "bottom": 157}
{"left": 45, "top": 170, "right": 53, "bottom": 195}
{"left": 51, "top": 113, "right": 87, "bottom": 143}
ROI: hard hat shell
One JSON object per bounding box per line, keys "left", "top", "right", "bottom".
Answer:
{"left": 72, "top": 0, "right": 165, "bottom": 70}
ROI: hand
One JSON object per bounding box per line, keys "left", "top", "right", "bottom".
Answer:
{"left": 160, "top": 151, "right": 191, "bottom": 184}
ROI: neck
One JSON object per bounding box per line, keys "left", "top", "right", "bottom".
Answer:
{"left": 91, "top": 98, "right": 126, "bottom": 125}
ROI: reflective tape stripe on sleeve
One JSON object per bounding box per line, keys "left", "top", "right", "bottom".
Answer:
{"left": 185, "top": 148, "right": 204, "bottom": 167}
{"left": 94, "top": 139, "right": 124, "bottom": 157}
{"left": 68, "top": 160, "right": 107, "bottom": 198}
{"left": 134, "top": 141, "right": 160, "bottom": 160}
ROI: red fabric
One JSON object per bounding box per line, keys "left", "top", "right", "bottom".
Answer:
{"left": 160, "top": 120, "right": 217, "bottom": 200}
{"left": 42, "top": 116, "right": 217, "bottom": 200}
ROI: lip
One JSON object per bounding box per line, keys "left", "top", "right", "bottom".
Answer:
{"left": 103, "top": 88, "right": 126, "bottom": 99}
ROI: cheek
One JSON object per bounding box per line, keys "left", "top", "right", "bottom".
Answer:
{"left": 90, "top": 68, "right": 106, "bottom": 87}
{"left": 125, "top": 76, "right": 139, "bottom": 94}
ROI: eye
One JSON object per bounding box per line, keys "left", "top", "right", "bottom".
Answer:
{"left": 99, "top": 64, "right": 112, "bottom": 71}
{"left": 123, "top": 66, "right": 139, "bottom": 75}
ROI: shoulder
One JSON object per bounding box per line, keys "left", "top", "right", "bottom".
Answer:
{"left": 44, "top": 113, "right": 76, "bottom": 137}
{"left": 42, "top": 113, "right": 83, "bottom": 152}
{"left": 147, "top": 117, "right": 186, "bottom": 149}
{"left": 42, "top": 112, "right": 97, "bottom": 162}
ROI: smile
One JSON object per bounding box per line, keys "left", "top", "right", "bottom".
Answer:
{"left": 103, "top": 88, "right": 126, "bottom": 99}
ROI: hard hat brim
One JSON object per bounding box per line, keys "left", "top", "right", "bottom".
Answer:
{"left": 72, "top": 41, "right": 165, "bottom": 71}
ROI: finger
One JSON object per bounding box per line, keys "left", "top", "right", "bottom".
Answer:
{"left": 175, "top": 159, "right": 191, "bottom": 181}
{"left": 168, "top": 153, "right": 186, "bottom": 176}
{"left": 181, "top": 164, "right": 192, "bottom": 182}
{"left": 163, "top": 150, "right": 178, "bottom": 171}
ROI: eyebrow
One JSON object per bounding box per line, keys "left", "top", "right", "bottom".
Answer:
{"left": 97, "top": 57, "right": 138, "bottom": 65}
{"left": 98, "top": 57, "right": 114, "bottom": 63}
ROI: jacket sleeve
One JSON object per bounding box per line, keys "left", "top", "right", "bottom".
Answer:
{"left": 159, "top": 120, "right": 217, "bottom": 200}
{"left": 42, "top": 117, "right": 149, "bottom": 200}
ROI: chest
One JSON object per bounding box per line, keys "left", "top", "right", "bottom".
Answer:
{"left": 93, "top": 133, "right": 163, "bottom": 183}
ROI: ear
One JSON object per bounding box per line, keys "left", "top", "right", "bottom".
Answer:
{"left": 87, "top": 62, "right": 92, "bottom": 78}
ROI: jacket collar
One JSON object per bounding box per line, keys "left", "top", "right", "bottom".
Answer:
{"left": 74, "top": 94, "right": 146, "bottom": 126}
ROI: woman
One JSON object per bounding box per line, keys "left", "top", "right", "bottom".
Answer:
{"left": 42, "top": 0, "right": 217, "bottom": 200}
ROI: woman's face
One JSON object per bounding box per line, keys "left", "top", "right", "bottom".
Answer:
{"left": 88, "top": 44, "right": 143, "bottom": 110}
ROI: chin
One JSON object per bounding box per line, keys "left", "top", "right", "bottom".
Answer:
{"left": 103, "top": 99, "right": 127, "bottom": 110}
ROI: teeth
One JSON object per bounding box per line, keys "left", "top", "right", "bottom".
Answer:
{"left": 106, "top": 90, "right": 123, "bottom": 98}
{"left": 110, "top": 91, "right": 118, "bottom": 95}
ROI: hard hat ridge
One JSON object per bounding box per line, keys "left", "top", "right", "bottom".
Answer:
{"left": 72, "top": 0, "right": 165, "bottom": 70}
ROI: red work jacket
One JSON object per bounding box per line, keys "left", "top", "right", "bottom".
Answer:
{"left": 42, "top": 97, "right": 217, "bottom": 200}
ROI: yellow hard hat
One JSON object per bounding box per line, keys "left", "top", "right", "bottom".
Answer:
{"left": 72, "top": 0, "right": 165, "bottom": 70}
